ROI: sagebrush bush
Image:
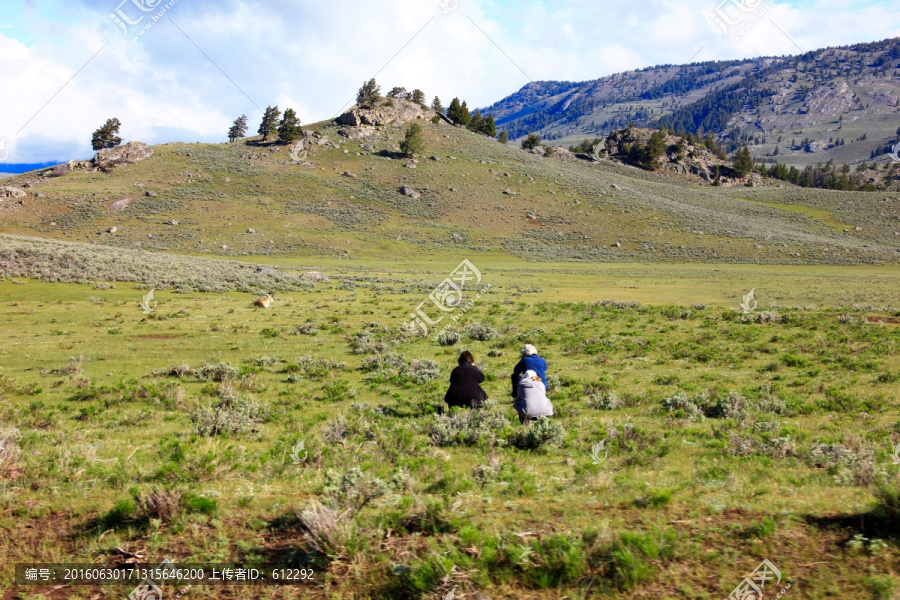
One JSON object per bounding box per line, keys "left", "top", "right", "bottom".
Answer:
{"left": 513, "top": 416, "right": 565, "bottom": 450}
{"left": 361, "top": 354, "right": 440, "bottom": 385}
{"left": 401, "top": 359, "right": 441, "bottom": 384}
{"left": 191, "top": 386, "right": 270, "bottom": 435}
{"left": 587, "top": 389, "right": 621, "bottom": 410}
{"left": 197, "top": 362, "right": 242, "bottom": 382}
{"left": 662, "top": 392, "right": 707, "bottom": 421}
{"left": 437, "top": 329, "right": 461, "bottom": 346}
{"left": 430, "top": 410, "right": 509, "bottom": 447}
{"left": 807, "top": 443, "right": 882, "bottom": 486}
{"left": 464, "top": 322, "right": 498, "bottom": 341}
{"left": 708, "top": 391, "right": 751, "bottom": 422}
{"left": 324, "top": 467, "right": 388, "bottom": 511}
{"left": 351, "top": 330, "right": 388, "bottom": 354}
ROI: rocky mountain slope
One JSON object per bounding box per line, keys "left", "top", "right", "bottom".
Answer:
{"left": 2, "top": 97, "right": 899, "bottom": 267}
{"left": 482, "top": 38, "right": 900, "bottom": 168}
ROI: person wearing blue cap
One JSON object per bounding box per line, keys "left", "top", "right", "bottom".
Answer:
{"left": 511, "top": 344, "right": 547, "bottom": 399}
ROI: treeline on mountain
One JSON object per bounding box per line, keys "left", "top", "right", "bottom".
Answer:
{"left": 756, "top": 159, "right": 898, "bottom": 191}
{"left": 490, "top": 38, "right": 900, "bottom": 150}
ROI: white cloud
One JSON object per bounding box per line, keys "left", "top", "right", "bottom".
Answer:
{"left": 1, "top": 0, "right": 897, "bottom": 163}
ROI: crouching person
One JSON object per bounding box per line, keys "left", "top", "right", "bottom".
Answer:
{"left": 513, "top": 370, "right": 553, "bottom": 425}
{"left": 444, "top": 351, "right": 489, "bottom": 410}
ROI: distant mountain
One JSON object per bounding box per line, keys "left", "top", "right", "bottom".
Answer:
{"left": 481, "top": 38, "right": 900, "bottom": 167}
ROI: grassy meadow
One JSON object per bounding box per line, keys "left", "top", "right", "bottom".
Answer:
{"left": 2, "top": 257, "right": 900, "bottom": 599}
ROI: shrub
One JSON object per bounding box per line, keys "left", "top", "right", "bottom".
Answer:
{"left": 437, "top": 329, "right": 461, "bottom": 346}
{"left": 197, "top": 362, "right": 241, "bottom": 382}
{"left": 298, "top": 500, "right": 354, "bottom": 560}
{"left": 400, "top": 359, "right": 441, "bottom": 384}
{"left": 740, "top": 311, "right": 782, "bottom": 324}
{"left": 286, "top": 356, "right": 346, "bottom": 380}
{"left": 807, "top": 443, "right": 881, "bottom": 485}
{"left": 253, "top": 356, "right": 281, "bottom": 367}
{"left": 191, "top": 386, "right": 270, "bottom": 435}
{"left": 708, "top": 391, "right": 752, "bottom": 422}
{"left": 351, "top": 330, "right": 387, "bottom": 354}
{"left": 513, "top": 416, "right": 565, "bottom": 450}
{"left": 140, "top": 489, "right": 183, "bottom": 522}
{"left": 318, "top": 379, "right": 356, "bottom": 403}
{"left": 360, "top": 353, "right": 406, "bottom": 374}
{"left": 464, "top": 322, "right": 498, "bottom": 341}
{"left": 292, "top": 323, "right": 319, "bottom": 335}
{"left": 431, "top": 410, "right": 509, "bottom": 447}
{"left": 586, "top": 389, "right": 621, "bottom": 410}
{"left": 323, "top": 467, "right": 388, "bottom": 511}
{"left": 662, "top": 392, "right": 707, "bottom": 421}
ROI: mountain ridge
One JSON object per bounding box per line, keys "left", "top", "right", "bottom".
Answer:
{"left": 481, "top": 37, "right": 900, "bottom": 168}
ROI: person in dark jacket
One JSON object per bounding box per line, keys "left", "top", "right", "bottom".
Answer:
{"left": 444, "top": 351, "right": 489, "bottom": 409}
{"left": 511, "top": 344, "right": 548, "bottom": 398}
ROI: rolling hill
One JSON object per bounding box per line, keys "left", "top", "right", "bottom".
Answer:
{"left": 1, "top": 97, "right": 899, "bottom": 271}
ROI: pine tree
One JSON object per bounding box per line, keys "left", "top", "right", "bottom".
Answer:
{"left": 644, "top": 130, "right": 667, "bottom": 167}
{"left": 228, "top": 115, "right": 248, "bottom": 142}
{"left": 91, "top": 118, "right": 123, "bottom": 151}
{"left": 258, "top": 106, "right": 281, "bottom": 141}
{"left": 431, "top": 97, "right": 443, "bottom": 113}
{"left": 480, "top": 115, "right": 497, "bottom": 137}
{"left": 498, "top": 131, "right": 508, "bottom": 144}
{"left": 400, "top": 122, "right": 426, "bottom": 158}
{"left": 447, "top": 98, "right": 464, "bottom": 125}
{"left": 732, "top": 146, "right": 753, "bottom": 177}
{"left": 356, "top": 78, "right": 382, "bottom": 108}
{"left": 521, "top": 133, "right": 541, "bottom": 150}
{"left": 459, "top": 101, "right": 471, "bottom": 127}
{"left": 387, "top": 86, "right": 407, "bottom": 98}
{"left": 410, "top": 89, "right": 426, "bottom": 105}
{"left": 469, "top": 111, "right": 484, "bottom": 133}
{"left": 278, "top": 108, "right": 303, "bottom": 143}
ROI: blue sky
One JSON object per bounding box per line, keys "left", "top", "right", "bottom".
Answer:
{"left": 0, "top": 0, "right": 897, "bottom": 164}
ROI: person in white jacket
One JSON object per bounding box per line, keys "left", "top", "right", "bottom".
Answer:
{"left": 513, "top": 370, "right": 554, "bottom": 425}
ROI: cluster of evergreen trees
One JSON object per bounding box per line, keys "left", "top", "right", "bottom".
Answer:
{"left": 754, "top": 159, "right": 897, "bottom": 191}
{"left": 443, "top": 97, "right": 497, "bottom": 137}
{"left": 226, "top": 105, "right": 303, "bottom": 144}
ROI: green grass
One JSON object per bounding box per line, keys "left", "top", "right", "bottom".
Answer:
{"left": 1, "top": 262, "right": 899, "bottom": 599}
{"left": 737, "top": 197, "right": 856, "bottom": 232}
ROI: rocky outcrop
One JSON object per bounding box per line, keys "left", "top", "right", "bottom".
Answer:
{"left": 93, "top": 141, "right": 154, "bottom": 169}
{"left": 337, "top": 98, "right": 435, "bottom": 129}
{"left": 0, "top": 186, "right": 26, "bottom": 199}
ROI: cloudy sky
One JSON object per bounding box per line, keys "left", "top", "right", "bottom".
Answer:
{"left": 1, "top": 0, "right": 898, "bottom": 164}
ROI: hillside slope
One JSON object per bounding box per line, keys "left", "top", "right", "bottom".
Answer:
{"left": 1, "top": 105, "right": 899, "bottom": 266}
{"left": 482, "top": 38, "right": 900, "bottom": 167}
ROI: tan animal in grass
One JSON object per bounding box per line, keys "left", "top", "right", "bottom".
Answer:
{"left": 254, "top": 294, "right": 274, "bottom": 309}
